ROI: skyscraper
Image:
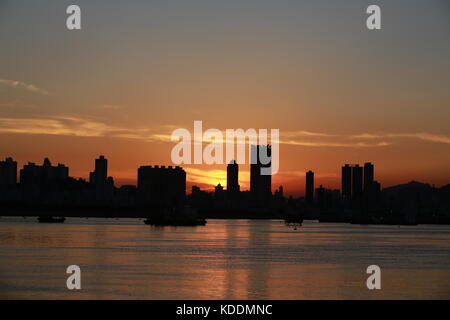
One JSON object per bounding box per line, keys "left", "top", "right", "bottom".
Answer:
{"left": 226, "top": 160, "right": 239, "bottom": 193}
{"left": 306, "top": 170, "right": 314, "bottom": 204}
{"left": 352, "top": 164, "right": 363, "bottom": 201}
{"left": 341, "top": 164, "right": 352, "bottom": 200}
{"left": 364, "top": 162, "right": 374, "bottom": 191}
{"left": 250, "top": 145, "right": 272, "bottom": 207}
{"left": 89, "top": 155, "right": 108, "bottom": 186}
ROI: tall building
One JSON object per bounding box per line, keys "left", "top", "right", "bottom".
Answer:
{"left": 341, "top": 164, "right": 352, "bottom": 200}
{"left": 306, "top": 170, "right": 314, "bottom": 204}
{"left": 352, "top": 164, "right": 363, "bottom": 201}
{"left": 364, "top": 162, "right": 374, "bottom": 192}
{"left": 88, "top": 156, "right": 114, "bottom": 204}
{"left": 250, "top": 145, "right": 272, "bottom": 207}
{"left": 137, "top": 165, "right": 186, "bottom": 208}
{"left": 0, "top": 157, "right": 17, "bottom": 187}
{"left": 226, "top": 160, "right": 239, "bottom": 193}
{"left": 90, "top": 155, "right": 108, "bottom": 185}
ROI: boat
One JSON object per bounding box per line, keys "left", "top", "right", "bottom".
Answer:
{"left": 37, "top": 216, "right": 66, "bottom": 223}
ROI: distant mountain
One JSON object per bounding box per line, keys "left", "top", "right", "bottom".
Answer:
{"left": 381, "top": 181, "right": 450, "bottom": 208}
{"left": 382, "top": 181, "right": 432, "bottom": 193}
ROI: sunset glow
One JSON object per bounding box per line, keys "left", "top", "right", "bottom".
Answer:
{"left": 1, "top": 1, "right": 449, "bottom": 196}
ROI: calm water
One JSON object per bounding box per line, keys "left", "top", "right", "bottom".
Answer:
{"left": 0, "top": 217, "right": 449, "bottom": 299}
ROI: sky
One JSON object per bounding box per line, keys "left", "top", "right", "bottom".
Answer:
{"left": 1, "top": 0, "right": 450, "bottom": 195}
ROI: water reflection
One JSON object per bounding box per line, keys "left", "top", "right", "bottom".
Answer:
{"left": 0, "top": 218, "right": 449, "bottom": 299}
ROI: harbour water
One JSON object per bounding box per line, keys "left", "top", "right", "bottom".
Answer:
{"left": 0, "top": 218, "right": 449, "bottom": 299}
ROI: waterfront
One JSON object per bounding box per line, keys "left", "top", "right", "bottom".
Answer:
{"left": 0, "top": 218, "right": 449, "bottom": 299}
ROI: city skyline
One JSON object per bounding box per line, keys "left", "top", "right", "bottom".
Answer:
{"left": 1, "top": 2, "right": 450, "bottom": 302}
{"left": 1, "top": 1, "right": 450, "bottom": 195}
{"left": 1, "top": 153, "right": 447, "bottom": 198}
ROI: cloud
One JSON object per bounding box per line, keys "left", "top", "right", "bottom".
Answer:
{"left": 282, "top": 130, "right": 335, "bottom": 138}
{"left": 0, "top": 115, "right": 448, "bottom": 149}
{"left": 351, "top": 133, "right": 450, "bottom": 145}
{"left": 280, "top": 139, "right": 391, "bottom": 147}
{"left": 282, "top": 131, "right": 450, "bottom": 147}
{"left": 0, "top": 79, "right": 49, "bottom": 95}
{"left": 0, "top": 115, "right": 172, "bottom": 142}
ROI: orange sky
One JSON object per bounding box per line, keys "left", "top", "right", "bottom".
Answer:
{"left": 1, "top": 1, "right": 450, "bottom": 196}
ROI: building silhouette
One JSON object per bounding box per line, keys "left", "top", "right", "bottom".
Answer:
{"left": 250, "top": 145, "right": 272, "bottom": 207}
{"left": 226, "top": 160, "right": 240, "bottom": 193}
{"left": 316, "top": 185, "right": 325, "bottom": 210}
{"left": 306, "top": 170, "right": 314, "bottom": 204}
{"left": 341, "top": 164, "right": 352, "bottom": 200}
{"left": 2, "top": 151, "right": 448, "bottom": 225}
{"left": 341, "top": 163, "right": 367, "bottom": 203}
{"left": 0, "top": 157, "right": 17, "bottom": 187}
{"left": 89, "top": 155, "right": 108, "bottom": 186}
{"left": 137, "top": 165, "right": 186, "bottom": 209}
{"left": 352, "top": 164, "right": 363, "bottom": 202}
{"left": 19, "top": 158, "right": 69, "bottom": 203}
{"left": 0, "top": 157, "right": 18, "bottom": 201}
{"left": 277, "top": 185, "right": 284, "bottom": 198}
{"left": 364, "top": 162, "right": 374, "bottom": 192}
{"left": 89, "top": 155, "right": 114, "bottom": 204}
{"left": 214, "top": 183, "right": 225, "bottom": 204}
{"left": 340, "top": 162, "right": 380, "bottom": 210}
{"left": 20, "top": 158, "right": 69, "bottom": 185}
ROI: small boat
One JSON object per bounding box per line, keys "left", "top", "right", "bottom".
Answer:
{"left": 38, "top": 216, "right": 66, "bottom": 223}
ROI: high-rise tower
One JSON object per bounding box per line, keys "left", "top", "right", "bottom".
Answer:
{"left": 352, "top": 164, "right": 363, "bottom": 200}
{"left": 90, "top": 155, "right": 108, "bottom": 185}
{"left": 226, "top": 160, "right": 239, "bottom": 193}
{"left": 306, "top": 170, "right": 314, "bottom": 204}
{"left": 364, "top": 162, "right": 374, "bottom": 192}
{"left": 250, "top": 145, "right": 272, "bottom": 207}
{"left": 341, "top": 164, "right": 352, "bottom": 200}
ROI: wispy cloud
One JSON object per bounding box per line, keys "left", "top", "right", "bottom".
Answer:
{"left": 282, "top": 130, "right": 335, "bottom": 138}
{"left": 280, "top": 139, "right": 392, "bottom": 148}
{"left": 0, "top": 79, "right": 49, "bottom": 95}
{"left": 351, "top": 133, "right": 450, "bottom": 144}
{"left": 282, "top": 130, "right": 450, "bottom": 147}
{"left": 0, "top": 115, "right": 170, "bottom": 142}
{"left": 0, "top": 115, "right": 448, "bottom": 148}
